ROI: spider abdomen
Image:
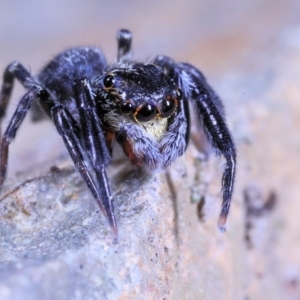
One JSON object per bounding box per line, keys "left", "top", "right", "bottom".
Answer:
{"left": 38, "top": 47, "right": 107, "bottom": 102}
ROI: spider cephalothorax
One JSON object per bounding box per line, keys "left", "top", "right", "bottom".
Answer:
{"left": 0, "top": 29, "right": 236, "bottom": 233}
{"left": 93, "top": 62, "right": 187, "bottom": 169}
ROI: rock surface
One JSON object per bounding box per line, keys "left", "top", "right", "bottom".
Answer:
{"left": 0, "top": 151, "right": 228, "bottom": 300}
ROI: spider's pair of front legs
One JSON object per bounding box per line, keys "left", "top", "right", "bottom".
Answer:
{"left": 0, "top": 64, "right": 117, "bottom": 231}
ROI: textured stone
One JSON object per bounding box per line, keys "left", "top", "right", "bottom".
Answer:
{"left": 0, "top": 150, "right": 227, "bottom": 300}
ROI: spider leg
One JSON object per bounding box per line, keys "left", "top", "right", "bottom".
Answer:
{"left": 117, "top": 29, "right": 132, "bottom": 62}
{"left": 0, "top": 62, "right": 40, "bottom": 120}
{"left": 174, "top": 63, "right": 236, "bottom": 231}
{"left": 71, "top": 79, "right": 116, "bottom": 231}
{"left": 0, "top": 86, "right": 40, "bottom": 190}
{"left": 158, "top": 99, "right": 190, "bottom": 167}
{"left": 153, "top": 55, "right": 191, "bottom": 165}
{"left": 73, "top": 79, "right": 111, "bottom": 165}
{"left": 51, "top": 103, "right": 117, "bottom": 232}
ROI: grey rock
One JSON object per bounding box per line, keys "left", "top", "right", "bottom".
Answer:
{"left": 0, "top": 155, "right": 216, "bottom": 300}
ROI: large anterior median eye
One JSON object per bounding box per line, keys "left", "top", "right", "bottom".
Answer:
{"left": 135, "top": 102, "right": 157, "bottom": 123}
{"left": 160, "top": 98, "right": 176, "bottom": 118}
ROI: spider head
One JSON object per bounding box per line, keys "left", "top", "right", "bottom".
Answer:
{"left": 97, "top": 63, "right": 183, "bottom": 139}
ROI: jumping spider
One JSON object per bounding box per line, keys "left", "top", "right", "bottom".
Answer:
{"left": 0, "top": 29, "right": 236, "bottom": 233}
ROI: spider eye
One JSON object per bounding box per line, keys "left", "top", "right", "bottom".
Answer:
{"left": 120, "top": 101, "right": 134, "bottom": 115}
{"left": 135, "top": 102, "right": 157, "bottom": 123}
{"left": 174, "top": 88, "right": 183, "bottom": 99}
{"left": 161, "top": 98, "right": 176, "bottom": 118}
{"left": 103, "top": 74, "right": 115, "bottom": 88}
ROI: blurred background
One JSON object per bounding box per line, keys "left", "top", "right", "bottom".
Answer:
{"left": 0, "top": 0, "right": 299, "bottom": 173}
{"left": 1, "top": 0, "right": 300, "bottom": 299}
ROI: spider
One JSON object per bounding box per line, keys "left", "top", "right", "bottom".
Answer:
{"left": 0, "top": 29, "right": 236, "bottom": 233}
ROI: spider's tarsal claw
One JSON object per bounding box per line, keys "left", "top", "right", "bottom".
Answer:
{"left": 106, "top": 207, "right": 118, "bottom": 235}
{"left": 218, "top": 215, "right": 227, "bottom": 233}
{"left": 96, "top": 196, "right": 118, "bottom": 236}
{"left": 109, "top": 218, "right": 118, "bottom": 236}
{"left": 96, "top": 194, "right": 117, "bottom": 235}
{"left": 218, "top": 224, "right": 226, "bottom": 233}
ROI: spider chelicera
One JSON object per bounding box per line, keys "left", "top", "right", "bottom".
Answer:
{"left": 0, "top": 29, "right": 236, "bottom": 233}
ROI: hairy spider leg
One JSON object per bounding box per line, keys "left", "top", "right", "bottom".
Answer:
{"left": 152, "top": 55, "right": 191, "bottom": 165}
{"left": 0, "top": 62, "right": 40, "bottom": 133}
{"left": 72, "top": 79, "right": 116, "bottom": 232}
{"left": 174, "top": 63, "right": 236, "bottom": 231}
{"left": 0, "top": 62, "right": 42, "bottom": 190}
{"left": 0, "top": 87, "right": 40, "bottom": 190}
{"left": 159, "top": 101, "right": 190, "bottom": 167}
{"left": 117, "top": 29, "right": 132, "bottom": 62}
{"left": 0, "top": 62, "right": 34, "bottom": 117}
